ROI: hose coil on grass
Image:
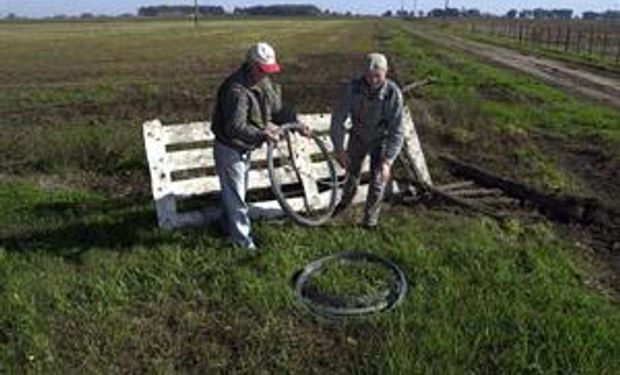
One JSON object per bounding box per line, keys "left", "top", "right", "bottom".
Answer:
{"left": 293, "top": 251, "right": 408, "bottom": 318}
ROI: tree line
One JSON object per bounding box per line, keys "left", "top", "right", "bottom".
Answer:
{"left": 137, "top": 4, "right": 325, "bottom": 17}
{"left": 385, "top": 8, "right": 620, "bottom": 20}
{"left": 4, "top": 5, "right": 620, "bottom": 20}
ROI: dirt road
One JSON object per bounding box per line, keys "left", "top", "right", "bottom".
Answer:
{"left": 406, "top": 27, "right": 620, "bottom": 109}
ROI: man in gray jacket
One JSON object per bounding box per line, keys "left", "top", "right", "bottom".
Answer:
{"left": 212, "top": 42, "right": 300, "bottom": 249}
{"left": 330, "top": 53, "right": 405, "bottom": 227}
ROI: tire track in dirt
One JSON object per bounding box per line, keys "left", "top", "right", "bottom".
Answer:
{"left": 405, "top": 26, "right": 620, "bottom": 109}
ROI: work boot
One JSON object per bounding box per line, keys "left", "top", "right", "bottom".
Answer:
{"left": 332, "top": 201, "right": 349, "bottom": 217}
{"left": 361, "top": 221, "right": 378, "bottom": 231}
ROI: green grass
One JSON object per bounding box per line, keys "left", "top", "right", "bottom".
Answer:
{"left": 2, "top": 179, "right": 620, "bottom": 373}
{"left": 386, "top": 22, "right": 620, "bottom": 196}
{"left": 0, "top": 19, "right": 376, "bottom": 180}
{"left": 2, "top": 18, "right": 620, "bottom": 373}
{"left": 456, "top": 25, "right": 620, "bottom": 77}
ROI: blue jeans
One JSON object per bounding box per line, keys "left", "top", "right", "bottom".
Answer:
{"left": 214, "top": 140, "right": 255, "bottom": 249}
{"left": 339, "top": 136, "right": 387, "bottom": 226}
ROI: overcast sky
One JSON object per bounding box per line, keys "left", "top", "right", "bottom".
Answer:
{"left": 1, "top": 0, "right": 618, "bottom": 18}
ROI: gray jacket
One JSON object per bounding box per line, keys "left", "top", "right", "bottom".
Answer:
{"left": 212, "top": 65, "right": 296, "bottom": 152}
{"left": 330, "top": 77, "right": 405, "bottom": 164}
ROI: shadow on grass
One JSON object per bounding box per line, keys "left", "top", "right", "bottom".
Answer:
{"left": 0, "top": 197, "right": 225, "bottom": 260}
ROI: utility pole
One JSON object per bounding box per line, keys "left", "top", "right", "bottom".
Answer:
{"left": 193, "top": 0, "right": 198, "bottom": 28}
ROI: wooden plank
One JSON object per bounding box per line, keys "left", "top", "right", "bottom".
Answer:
{"left": 289, "top": 132, "right": 322, "bottom": 210}
{"left": 161, "top": 122, "right": 214, "bottom": 145}
{"left": 167, "top": 183, "right": 370, "bottom": 228}
{"left": 170, "top": 159, "right": 368, "bottom": 197}
{"left": 143, "top": 119, "right": 177, "bottom": 229}
{"left": 161, "top": 115, "right": 340, "bottom": 146}
{"left": 440, "top": 153, "right": 620, "bottom": 225}
{"left": 296, "top": 113, "right": 352, "bottom": 133}
{"left": 437, "top": 181, "right": 476, "bottom": 191}
{"left": 166, "top": 148, "right": 213, "bottom": 172}
{"left": 166, "top": 134, "right": 336, "bottom": 171}
{"left": 402, "top": 106, "right": 433, "bottom": 186}
{"left": 448, "top": 188, "right": 503, "bottom": 197}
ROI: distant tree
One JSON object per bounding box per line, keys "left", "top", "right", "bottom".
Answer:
{"left": 532, "top": 8, "right": 549, "bottom": 19}
{"left": 463, "top": 9, "right": 481, "bottom": 18}
{"left": 582, "top": 11, "right": 598, "bottom": 20}
{"left": 138, "top": 5, "right": 225, "bottom": 17}
{"left": 232, "top": 5, "right": 323, "bottom": 17}
{"left": 444, "top": 8, "right": 460, "bottom": 17}
{"left": 418, "top": 10, "right": 424, "bottom": 17}
{"left": 6, "top": 13, "right": 17, "bottom": 19}
{"left": 428, "top": 8, "right": 445, "bottom": 18}
{"left": 80, "top": 13, "right": 94, "bottom": 19}
{"left": 382, "top": 10, "right": 393, "bottom": 17}
{"left": 505, "top": 9, "right": 517, "bottom": 19}
{"left": 550, "top": 9, "right": 573, "bottom": 19}
{"left": 603, "top": 10, "right": 620, "bottom": 19}
{"left": 519, "top": 9, "right": 533, "bottom": 19}
{"left": 396, "top": 9, "right": 409, "bottom": 18}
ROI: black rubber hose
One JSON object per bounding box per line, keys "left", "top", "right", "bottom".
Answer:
{"left": 267, "top": 123, "right": 339, "bottom": 226}
{"left": 293, "top": 251, "right": 408, "bottom": 318}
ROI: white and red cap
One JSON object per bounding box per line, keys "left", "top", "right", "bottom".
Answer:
{"left": 246, "top": 42, "right": 281, "bottom": 74}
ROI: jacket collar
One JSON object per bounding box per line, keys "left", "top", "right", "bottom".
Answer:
{"left": 360, "top": 76, "right": 388, "bottom": 100}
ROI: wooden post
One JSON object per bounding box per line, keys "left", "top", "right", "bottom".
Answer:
{"left": 564, "top": 26, "right": 571, "bottom": 52}
{"left": 602, "top": 32, "right": 609, "bottom": 59}
{"left": 588, "top": 27, "right": 595, "bottom": 55}
{"left": 524, "top": 23, "right": 529, "bottom": 45}
{"left": 576, "top": 30, "right": 582, "bottom": 54}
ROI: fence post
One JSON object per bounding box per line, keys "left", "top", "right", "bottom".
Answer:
{"left": 564, "top": 26, "right": 571, "bottom": 52}
{"left": 588, "top": 27, "right": 594, "bottom": 55}
{"left": 576, "top": 30, "right": 582, "bottom": 54}
{"left": 602, "top": 31, "right": 609, "bottom": 59}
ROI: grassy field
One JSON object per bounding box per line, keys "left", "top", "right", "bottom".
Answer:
{"left": 386, "top": 21, "right": 620, "bottom": 205}
{"left": 1, "top": 18, "right": 620, "bottom": 374}
{"left": 436, "top": 20, "right": 620, "bottom": 77}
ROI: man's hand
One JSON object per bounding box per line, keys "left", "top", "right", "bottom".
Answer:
{"left": 379, "top": 160, "right": 391, "bottom": 183}
{"left": 298, "top": 122, "right": 313, "bottom": 138}
{"left": 335, "top": 151, "right": 348, "bottom": 169}
{"left": 263, "top": 123, "right": 281, "bottom": 142}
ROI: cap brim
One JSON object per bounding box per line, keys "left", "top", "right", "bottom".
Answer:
{"left": 258, "top": 63, "right": 281, "bottom": 74}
